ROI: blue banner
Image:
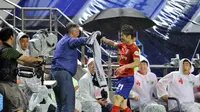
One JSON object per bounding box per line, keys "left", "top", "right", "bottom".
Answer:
{"left": 0, "top": 94, "right": 3, "bottom": 111}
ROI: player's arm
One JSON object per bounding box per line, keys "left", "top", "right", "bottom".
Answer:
{"left": 101, "top": 37, "right": 117, "bottom": 47}
{"left": 115, "top": 49, "right": 140, "bottom": 74}
{"left": 122, "top": 57, "right": 140, "bottom": 69}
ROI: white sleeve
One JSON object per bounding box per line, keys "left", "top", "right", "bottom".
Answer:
{"left": 152, "top": 73, "right": 158, "bottom": 97}
{"left": 129, "top": 81, "right": 139, "bottom": 98}
{"left": 129, "top": 88, "right": 139, "bottom": 99}
{"left": 79, "top": 78, "right": 96, "bottom": 102}
{"left": 157, "top": 72, "right": 173, "bottom": 98}
{"left": 194, "top": 74, "right": 200, "bottom": 86}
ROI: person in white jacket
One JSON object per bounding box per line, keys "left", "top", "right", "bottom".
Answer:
{"left": 78, "top": 58, "right": 112, "bottom": 112}
{"left": 157, "top": 58, "right": 200, "bottom": 112}
{"left": 72, "top": 77, "right": 82, "bottom": 112}
{"left": 129, "top": 57, "right": 166, "bottom": 112}
{"left": 194, "top": 74, "right": 200, "bottom": 103}
{"left": 16, "top": 32, "right": 41, "bottom": 100}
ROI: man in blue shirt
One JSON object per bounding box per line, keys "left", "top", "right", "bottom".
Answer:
{"left": 51, "top": 23, "right": 88, "bottom": 112}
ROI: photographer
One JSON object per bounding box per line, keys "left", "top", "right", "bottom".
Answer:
{"left": 0, "top": 28, "right": 43, "bottom": 112}
{"left": 78, "top": 58, "right": 112, "bottom": 112}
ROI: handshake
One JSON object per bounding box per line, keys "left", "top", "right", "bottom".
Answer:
{"left": 96, "top": 34, "right": 107, "bottom": 44}
{"left": 90, "top": 31, "right": 107, "bottom": 44}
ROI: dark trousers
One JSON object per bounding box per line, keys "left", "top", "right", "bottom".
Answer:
{"left": 0, "top": 82, "right": 27, "bottom": 112}
{"left": 102, "top": 103, "right": 113, "bottom": 112}
{"left": 51, "top": 69, "right": 75, "bottom": 112}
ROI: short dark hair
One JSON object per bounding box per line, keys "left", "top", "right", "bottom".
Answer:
{"left": 65, "top": 23, "right": 79, "bottom": 34}
{"left": 0, "top": 27, "right": 14, "bottom": 42}
{"left": 121, "top": 24, "right": 136, "bottom": 38}
{"left": 183, "top": 59, "right": 191, "bottom": 66}
{"left": 21, "top": 35, "right": 29, "bottom": 39}
{"left": 141, "top": 60, "right": 148, "bottom": 65}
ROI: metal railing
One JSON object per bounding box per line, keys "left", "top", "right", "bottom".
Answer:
{"left": 1, "top": 0, "right": 118, "bottom": 90}
{"left": 0, "top": 16, "right": 20, "bottom": 33}
{"left": 2, "top": 0, "right": 200, "bottom": 91}
{"left": 1, "top": 0, "right": 117, "bottom": 58}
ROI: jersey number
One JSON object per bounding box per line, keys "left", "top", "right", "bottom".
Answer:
{"left": 117, "top": 84, "right": 124, "bottom": 90}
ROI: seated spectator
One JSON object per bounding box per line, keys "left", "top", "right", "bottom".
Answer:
{"left": 129, "top": 58, "right": 166, "bottom": 112}
{"left": 157, "top": 58, "right": 200, "bottom": 112}
{"left": 194, "top": 74, "right": 200, "bottom": 103}
{"left": 72, "top": 77, "right": 82, "bottom": 112}
{"left": 78, "top": 58, "right": 112, "bottom": 112}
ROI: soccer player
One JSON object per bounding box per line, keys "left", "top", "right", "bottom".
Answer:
{"left": 101, "top": 24, "right": 140, "bottom": 112}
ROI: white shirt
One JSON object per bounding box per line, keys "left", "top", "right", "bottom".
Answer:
{"left": 157, "top": 71, "right": 199, "bottom": 109}
{"left": 129, "top": 71, "right": 157, "bottom": 106}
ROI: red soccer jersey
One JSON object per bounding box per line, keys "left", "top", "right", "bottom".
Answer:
{"left": 116, "top": 43, "right": 140, "bottom": 77}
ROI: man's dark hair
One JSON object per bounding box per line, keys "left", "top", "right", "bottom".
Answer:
{"left": 21, "top": 35, "right": 29, "bottom": 39}
{"left": 183, "top": 59, "right": 191, "bottom": 66}
{"left": 121, "top": 24, "right": 136, "bottom": 38}
{"left": 141, "top": 60, "right": 148, "bottom": 65}
{"left": 65, "top": 23, "right": 79, "bottom": 34}
{"left": 0, "top": 27, "right": 14, "bottom": 42}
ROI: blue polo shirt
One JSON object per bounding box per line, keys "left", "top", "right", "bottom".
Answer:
{"left": 51, "top": 34, "right": 88, "bottom": 76}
